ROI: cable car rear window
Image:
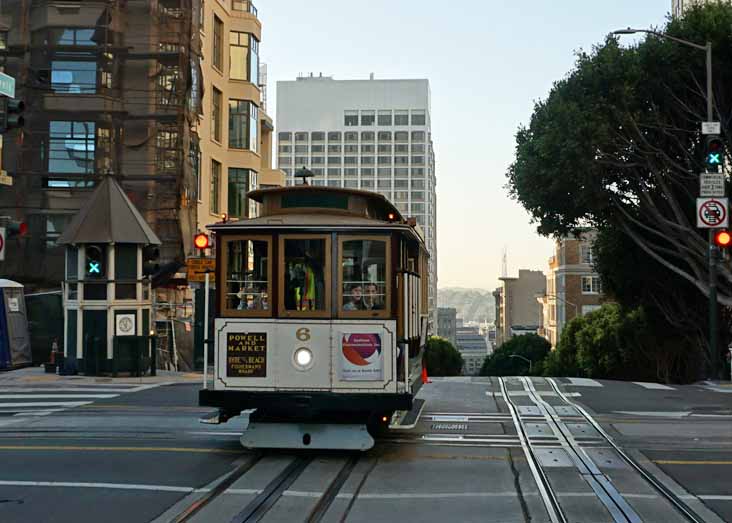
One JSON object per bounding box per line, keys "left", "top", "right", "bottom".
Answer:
{"left": 280, "top": 235, "right": 331, "bottom": 317}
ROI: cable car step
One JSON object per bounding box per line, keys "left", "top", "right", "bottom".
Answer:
{"left": 241, "top": 423, "right": 374, "bottom": 451}
{"left": 389, "top": 398, "right": 426, "bottom": 430}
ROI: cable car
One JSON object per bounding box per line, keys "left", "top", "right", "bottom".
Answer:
{"left": 199, "top": 183, "right": 429, "bottom": 450}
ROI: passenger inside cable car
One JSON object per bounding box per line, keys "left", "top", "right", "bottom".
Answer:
{"left": 284, "top": 239, "right": 326, "bottom": 312}
{"left": 343, "top": 284, "right": 366, "bottom": 310}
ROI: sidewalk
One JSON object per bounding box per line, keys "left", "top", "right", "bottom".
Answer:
{"left": 0, "top": 365, "right": 203, "bottom": 386}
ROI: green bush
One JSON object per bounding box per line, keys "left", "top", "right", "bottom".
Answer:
{"left": 424, "top": 336, "right": 463, "bottom": 376}
{"left": 480, "top": 334, "right": 551, "bottom": 376}
{"left": 544, "top": 304, "right": 646, "bottom": 379}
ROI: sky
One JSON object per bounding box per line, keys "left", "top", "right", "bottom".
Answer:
{"left": 260, "top": 0, "right": 670, "bottom": 291}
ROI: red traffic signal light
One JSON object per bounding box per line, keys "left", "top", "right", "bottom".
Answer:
{"left": 194, "top": 233, "right": 209, "bottom": 250}
{"left": 714, "top": 229, "right": 732, "bottom": 248}
{"left": 7, "top": 221, "right": 27, "bottom": 238}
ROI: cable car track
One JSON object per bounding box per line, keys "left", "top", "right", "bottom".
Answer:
{"left": 170, "top": 452, "right": 371, "bottom": 523}
{"left": 499, "top": 376, "right": 706, "bottom": 523}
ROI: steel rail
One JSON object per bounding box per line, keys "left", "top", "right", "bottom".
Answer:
{"left": 547, "top": 378, "right": 706, "bottom": 523}
{"left": 498, "top": 377, "right": 565, "bottom": 523}
{"left": 231, "top": 456, "right": 313, "bottom": 523}
{"left": 171, "top": 452, "right": 263, "bottom": 523}
{"left": 520, "top": 377, "right": 641, "bottom": 523}
{"left": 305, "top": 454, "right": 360, "bottom": 523}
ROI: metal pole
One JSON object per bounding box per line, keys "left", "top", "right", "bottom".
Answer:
{"left": 203, "top": 272, "right": 209, "bottom": 389}
{"left": 706, "top": 41, "right": 719, "bottom": 380}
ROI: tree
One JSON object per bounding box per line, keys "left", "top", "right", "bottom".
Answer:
{"left": 424, "top": 336, "right": 463, "bottom": 376}
{"left": 506, "top": 4, "right": 732, "bottom": 378}
{"left": 480, "top": 334, "right": 551, "bottom": 376}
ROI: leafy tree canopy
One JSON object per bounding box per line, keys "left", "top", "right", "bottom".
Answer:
{"left": 480, "top": 334, "right": 551, "bottom": 377}
{"left": 424, "top": 336, "right": 463, "bottom": 377}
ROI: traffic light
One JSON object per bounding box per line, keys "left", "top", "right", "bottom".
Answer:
{"left": 705, "top": 136, "right": 725, "bottom": 170}
{"left": 0, "top": 97, "right": 24, "bottom": 134}
{"left": 142, "top": 245, "right": 161, "bottom": 276}
{"left": 714, "top": 229, "right": 732, "bottom": 249}
{"left": 194, "top": 233, "right": 209, "bottom": 252}
{"left": 85, "top": 244, "right": 105, "bottom": 278}
{"left": 6, "top": 220, "right": 27, "bottom": 238}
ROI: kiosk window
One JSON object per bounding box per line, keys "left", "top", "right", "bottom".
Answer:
{"left": 282, "top": 237, "right": 329, "bottom": 314}
{"left": 224, "top": 238, "right": 271, "bottom": 315}
{"left": 341, "top": 239, "right": 388, "bottom": 314}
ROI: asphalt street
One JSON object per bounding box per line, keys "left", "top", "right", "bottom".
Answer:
{"left": 0, "top": 374, "right": 729, "bottom": 523}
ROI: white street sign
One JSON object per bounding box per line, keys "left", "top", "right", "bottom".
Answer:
{"left": 697, "top": 198, "right": 729, "bottom": 228}
{"left": 700, "top": 173, "right": 725, "bottom": 197}
{"left": 115, "top": 314, "right": 136, "bottom": 336}
{"left": 702, "top": 121, "right": 722, "bottom": 135}
{"left": 0, "top": 227, "right": 4, "bottom": 261}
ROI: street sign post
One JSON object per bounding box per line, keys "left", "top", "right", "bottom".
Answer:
{"left": 697, "top": 197, "right": 729, "bottom": 228}
{"left": 0, "top": 227, "right": 5, "bottom": 262}
{"left": 187, "top": 257, "right": 216, "bottom": 282}
{"left": 702, "top": 121, "right": 722, "bottom": 135}
{"left": 0, "top": 72, "right": 15, "bottom": 99}
{"left": 700, "top": 173, "right": 725, "bottom": 197}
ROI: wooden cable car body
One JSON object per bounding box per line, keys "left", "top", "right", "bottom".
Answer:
{"left": 199, "top": 185, "right": 429, "bottom": 450}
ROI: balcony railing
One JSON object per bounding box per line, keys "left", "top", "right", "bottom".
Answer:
{"left": 232, "top": 0, "right": 257, "bottom": 17}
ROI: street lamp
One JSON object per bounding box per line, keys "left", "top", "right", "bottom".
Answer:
{"left": 613, "top": 27, "right": 719, "bottom": 379}
{"left": 543, "top": 293, "right": 579, "bottom": 316}
{"left": 509, "top": 354, "right": 532, "bottom": 373}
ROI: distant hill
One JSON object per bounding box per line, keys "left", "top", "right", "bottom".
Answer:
{"left": 438, "top": 287, "right": 495, "bottom": 324}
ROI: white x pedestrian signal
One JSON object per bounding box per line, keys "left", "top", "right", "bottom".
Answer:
{"left": 88, "top": 261, "right": 101, "bottom": 274}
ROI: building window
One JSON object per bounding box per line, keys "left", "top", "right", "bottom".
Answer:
{"left": 328, "top": 144, "right": 341, "bottom": 153}
{"left": 210, "top": 160, "right": 221, "bottom": 214}
{"left": 377, "top": 156, "right": 392, "bottom": 165}
{"left": 328, "top": 131, "right": 341, "bottom": 141}
{"left": 361, "top": 144, "right": 375, "bottom": 154}
{"left": 377, "top": 167, "right": 391, "bottom": 176}
{"left": 279, "top": 132, "right": 292, "bottom": 141}
{"left": 411, "top": 110, "right": 426, "bottom": 125}
{"left": 328, "top": 157, "right": 341, "bottom": 166}
{"left": 51, "top": 61, "right": 97, "bottom": 93}
{"left": 344, "top": 144, "right": 358, "bottom": 154}
{"left": 581, "top": 276, "right": 602, "bottom": 294}
{"left": 378, "top": 131, "right": 391, "bottom": 141}
{"left": 361, "top": 168, "right": 374, "bottom": 177}
{"left": 229, "top": 99, "right": 259, "bottom": 152}
{"left": 412, "top": 131, "right": 426, "bottom": 142}
{"left": 395, "top": 156, "right": 409, "bottom": 165}
{"left": 411, "top": 156, "right": 425, "bottom": 165}
{"left": 0, "top": 31, "right": 7, "bottom": 50}
{"left": 580, "top": 243, "right": 594, "bottom": 265}
{"left": 378, "top": 144, "right": 392, "bottom": 154}
{"left": 327, "top": 168, "right": 341, "bottom": 177}
{"left": 156, "top": 126, "right": 180, "bottom": 174}
{"left": 45, "top": 215, "right": 72, "bottom": 248}
{"left": 211, "top": 87, "right": 222, "bottom": 142}
{"left": 311, "top": 131, "right": 325, "bottom": 141}
{"left": 361, "top": 110, "right": 375, "bottom": 126}
{"left": 345, "top": 110, "right": 358, "bottom": 126}
{"left": 582, "top": 305, "right": 601, "bottom": 315}
{"left": 394, "top": 131, "right": 408, "bottom": 142}
{"left": 46, "top": 121, "right": 96, "bottom": 188}
{"left": 53, "top": 28, "right": 96, "bottom": 46}
{"left": 344, "top": 156, "right": 358, "bottom": 165}
{"left": 312, "top": 144, "right": 325, "bottom": 153}
{"left": 344, "top": 132, "right": 358, "bottom": 142}
{"left": 295, "top": 132, "right": 308, "bottom": 142}
{"left": 212, "top": 15, "right": 223, "bottom": 70}
{"left": 229, "top": 31, "right": 259, "bottom": 84}
{"left": 156, "top": 64, "right": 180, "bottom": 105}
{"left": 394, "top": 179, "right": 409, "bottom": 189}
{"left": 378, "top": 110, "right": 392, "bottom": 126}
{"left": 190, "top": 140, "right": 201, "bottom": 200}
{"left": 228, "top": 168, "right": 255, "bottom": 219}
{"left": 395, "top": 110, "right": 409, "bottom": 125}
{"left": 394, "top": 167, "right": 409, "bottom": 176}
{"left": 412, "top": 179, "right": 425, "bottom": 190}
{"left": 361, "top": 131, "right": 375, "bottom": 142}
{"left": 411, "top": 144, "right": 425, "bottom": 154}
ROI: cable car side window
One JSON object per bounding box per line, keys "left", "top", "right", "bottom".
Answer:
{"left": 339, "top": 236, "right": 390, "bottom": 318}
{"left": 221, "top": 235, "right": 272, "bottom": 317}
{"left": 279, "top": 235, "right": 331, "bottom": 318}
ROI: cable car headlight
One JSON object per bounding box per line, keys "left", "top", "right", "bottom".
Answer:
{"left": 294, "top": 347, "right": 313, "bottom": 370}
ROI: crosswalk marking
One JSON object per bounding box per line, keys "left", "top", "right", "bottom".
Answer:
{"left": 566, "top": 378, "right": 603, "bottom": 387}
{"left": 0, "top": 382, "right": 166, "bottom": 420}
{"left": 632, "top": 382, "right": 675, "bottom": 390}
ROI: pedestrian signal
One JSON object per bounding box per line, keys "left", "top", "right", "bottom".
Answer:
{"left": 0, "top": 98, "right": 24, "bottom": 133}
{"left": 705, "top": 136, "right": 725, "bottom": 170}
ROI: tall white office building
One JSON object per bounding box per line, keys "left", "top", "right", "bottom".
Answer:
{"left": 276, "top": 75, "right": 438, "bottom": 327}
